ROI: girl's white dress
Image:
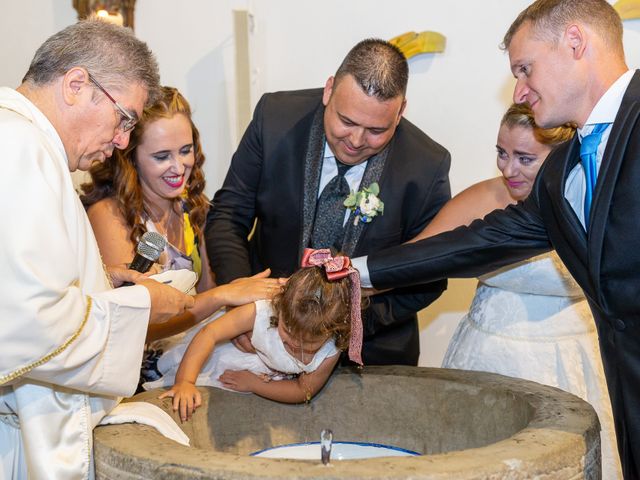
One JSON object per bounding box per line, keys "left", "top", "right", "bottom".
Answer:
{"left": 143, "top": 299, "right": 339, "bottom": 391}
{"left": 443, "top": 252, "right": 622, "bottom": 479}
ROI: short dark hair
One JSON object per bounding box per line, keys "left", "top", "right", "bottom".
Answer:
{"left": 334, "top": 38, "right": 408, "bottom": 100}
{"left": 502, "top": 0, "right": 623, "bottom": 55}
{"left": 23, "top": 18, "right": 160, "bottom": 105}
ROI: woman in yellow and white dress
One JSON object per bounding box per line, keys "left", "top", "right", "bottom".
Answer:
{"left": 81, "top": 86, "right": 282, "bottom": 388}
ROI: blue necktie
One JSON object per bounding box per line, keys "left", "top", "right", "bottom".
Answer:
{"left": 580, "top": 123, "right": 609, "bottom": 228}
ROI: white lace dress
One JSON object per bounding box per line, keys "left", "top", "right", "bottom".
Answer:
{"left": 143, "top": 299, "right": 339, "bottom": 391}
{"left": 442, "top": 252, "right": 621, "bottom": 478}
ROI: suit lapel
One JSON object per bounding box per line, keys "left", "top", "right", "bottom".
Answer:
{"left": 299, "top": 106, "right": 326, "bottom": 261}
{"left": 539, "top": 138, "right": 604, "bottom": 299}
{"left": 341, "top": 144, "right": 390, "bottom": 256}
{"left": 589, "top": 79, "right": 640, "bottom": 292}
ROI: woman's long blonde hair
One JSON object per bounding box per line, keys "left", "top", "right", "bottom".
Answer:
{"left": 501, "top": 102, "right": 575, "bottom": 147}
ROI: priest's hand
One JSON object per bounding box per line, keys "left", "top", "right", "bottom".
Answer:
{"left": 107, "top": 265, "right": 146, "bottom": 287}
{"left": 138, "top": 279, "right": 195, "bottom": 324}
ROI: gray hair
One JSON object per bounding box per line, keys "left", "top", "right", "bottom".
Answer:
{"left": 334, "top": 38, "right": 408, "bottom": 100}
{"left": 502, "top": 0, "right": 623, "bottom": 55}
{"left": 22, "top": 18, "right": 160, "bottom": 105}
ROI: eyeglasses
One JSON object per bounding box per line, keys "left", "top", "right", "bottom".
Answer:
{"left": 87, "top": 72, "right": 138, "bottom": 133}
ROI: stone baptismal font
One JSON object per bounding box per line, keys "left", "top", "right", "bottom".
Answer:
{"left": 94, "top": 366, "right": 601, "bottom": 479}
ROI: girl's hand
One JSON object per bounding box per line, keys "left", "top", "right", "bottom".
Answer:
{"left": 219, "top": 370, "right": 259, "bottom": 392}
{"left": 158, "top": 381, "right": 202, "bottom": 422}
{"left": 231, "top": 331, "right": 256, "bottom": 354}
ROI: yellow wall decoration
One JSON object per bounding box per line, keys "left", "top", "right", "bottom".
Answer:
{"left": 614, "top": 0, "right": 640, "bottom": 20}
{"left": 389, "top": 31, "right": 446, "bottom": 59}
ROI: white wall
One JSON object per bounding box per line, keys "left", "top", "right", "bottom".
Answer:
{"left": 246, "top": 0, "right": 525, "bottom": 195}
{"left": 3, "top": 0, "right": 640, "bottom": 367}
{"left": 0, "top": 3, "right": 77, "bottom": 86}
{"left": 135, "top": 0, "right": 251, "bottom": 193}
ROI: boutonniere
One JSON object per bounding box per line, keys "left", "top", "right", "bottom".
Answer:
{"left": 344, "top": 182, "right": 384, "bottom": 225}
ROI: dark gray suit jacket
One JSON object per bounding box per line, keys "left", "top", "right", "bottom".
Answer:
{"left": 206, "top": 88, "right": 451, "bottom": 365}
{"left": 368, "top": 71, "right": 640, "bottom": 476}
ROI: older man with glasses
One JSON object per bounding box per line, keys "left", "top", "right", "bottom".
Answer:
{"left": 87, "top": 72, "right": 138, "bottom": 132}
{"left": 0, "top": 19, "right": 194, "bottom": 479}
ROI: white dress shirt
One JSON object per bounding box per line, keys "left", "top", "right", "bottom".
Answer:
{"left": 319, "top": 142, "right": 367, "bottom": 225}
{"left": 565, "top": 69, "right": 634, "bottom": 228}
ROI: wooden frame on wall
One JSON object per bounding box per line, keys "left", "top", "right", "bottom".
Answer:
{"left": 72, "top": 0, "right": 137, "bottom": 30}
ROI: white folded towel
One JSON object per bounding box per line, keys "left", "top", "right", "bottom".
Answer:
{"left": 99, "top": 401, "right": 190, "bottom": 446}
{"left": 149, "top": 269, "right": 198, "bottom": 295}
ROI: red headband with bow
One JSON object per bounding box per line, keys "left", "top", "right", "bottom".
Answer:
{"left": 300, "top": 248, "right": 363, "bottom": 365}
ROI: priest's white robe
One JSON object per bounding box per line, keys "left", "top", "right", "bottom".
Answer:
{"left": 0, "top": 87, "right": 151, "bottom": 479}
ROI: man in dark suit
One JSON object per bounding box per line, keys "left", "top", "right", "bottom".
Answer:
{"left": 357, "top": 0, "right": 638, "bottom": 476}
{"left": 205, "top": 39, "right": 451, "bottom": 366}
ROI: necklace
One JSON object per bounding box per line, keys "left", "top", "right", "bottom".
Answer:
{"left": 146, "top": 202, "right": 184, "bottom": 250}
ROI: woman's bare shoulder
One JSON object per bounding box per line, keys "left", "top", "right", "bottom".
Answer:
{"left": 87, "top": 197, "right": 135, "bottom": 264}
{"left": 413, "top": 177, "right": 511, "bottom": 240}
{"left": 87, "top": 196, "right": 120, "bottom": 219}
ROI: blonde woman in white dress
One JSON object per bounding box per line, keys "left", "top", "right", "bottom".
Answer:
{"left": 412, "top": 103, "right": 621, "bottom": 478}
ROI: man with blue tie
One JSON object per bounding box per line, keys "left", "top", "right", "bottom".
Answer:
{"left": 355, "top": 0, "right": 640, "bottom": 476}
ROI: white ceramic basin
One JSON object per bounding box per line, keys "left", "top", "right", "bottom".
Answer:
{"left": 251, "top": 441, "right": 420, "bottom": 460}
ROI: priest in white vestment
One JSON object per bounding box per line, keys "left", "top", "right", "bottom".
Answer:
{"left": 0, "top": 20, "right": 193, "bottom": 479}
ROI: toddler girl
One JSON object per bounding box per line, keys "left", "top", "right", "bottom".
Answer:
{"left": 154, "top": 249, "right": 363, "bottom": 421}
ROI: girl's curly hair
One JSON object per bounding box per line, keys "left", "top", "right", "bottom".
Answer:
{"left": 270, "top": 266, "right": 353, "bottom": 351}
